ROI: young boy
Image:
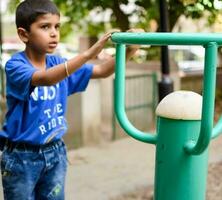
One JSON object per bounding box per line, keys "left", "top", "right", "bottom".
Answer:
{"left": 0, "top": 0, "right": 141, "bottom": 199}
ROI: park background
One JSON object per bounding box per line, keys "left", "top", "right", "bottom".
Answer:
{"left": 0, "top": 0, "right": 222, "bottom": 199}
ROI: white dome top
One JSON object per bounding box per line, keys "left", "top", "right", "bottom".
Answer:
{"left": 156, "top": 90, "right": 202, "bottom": 120}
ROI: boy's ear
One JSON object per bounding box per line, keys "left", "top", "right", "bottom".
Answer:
{"left": 17, "top": 28, "right": 29, "bottom": 43}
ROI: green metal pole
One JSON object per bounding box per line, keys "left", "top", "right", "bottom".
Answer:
{"left": 155, "top": 117, "right": 208, "bottom": 200}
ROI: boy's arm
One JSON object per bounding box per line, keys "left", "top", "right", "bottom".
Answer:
{"left": 31, "top": 53, "right": 89, "bottom": 86}
{"left": 91, "top": 47, "right": 138, "bottom": 79}
{"left": 31, "top": 32, "right": 113, "bottom": 86}
{"left": 91, "top": 28, "right": 144, "bottom": 79}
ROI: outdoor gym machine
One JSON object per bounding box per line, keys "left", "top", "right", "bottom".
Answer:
{"left": 111, "top": 32, "right": 222, "bottom": 200}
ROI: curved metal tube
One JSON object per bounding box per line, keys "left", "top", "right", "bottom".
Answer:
{"left": 114, "top": 44, "right": 157, "bottom": 144}
{"left": 184, "top": 42, "right": 218, "bottom": 154}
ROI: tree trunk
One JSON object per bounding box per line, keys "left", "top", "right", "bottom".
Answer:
{"left": 169, "top": 1, "right": 185, "bottom": 31}
{"left": 112, "top": 0, "right": 130, "bottom": 31}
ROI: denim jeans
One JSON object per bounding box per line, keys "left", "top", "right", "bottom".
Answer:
{"left": 0, "top": 140, "right": 67, "bottom": 200}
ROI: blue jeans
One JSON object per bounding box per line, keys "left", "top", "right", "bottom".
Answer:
{"left": 0, "top": 140, "right": 67, "bottom": 200}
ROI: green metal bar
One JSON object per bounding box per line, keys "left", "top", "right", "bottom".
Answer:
{"left": 185, "top": 42, "right": 217, "bottom": 155}
{"left": 112, "top": 32, "right": 222, "bottom": 46}
{"left": 114, "top": 43, "right": 157, "bottom": 144}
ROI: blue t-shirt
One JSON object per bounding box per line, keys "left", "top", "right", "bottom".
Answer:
{"left": 0, "top": 51, "right": 93, "bottom": 145}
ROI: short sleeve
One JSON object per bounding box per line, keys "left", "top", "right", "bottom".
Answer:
{"left": 5, "top": 56, "right": 37, "bottom": 100}
{"left": 67, "top": 63, "right": 93, "bottom": 95}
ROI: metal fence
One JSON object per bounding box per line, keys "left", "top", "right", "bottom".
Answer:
{"left": 112, "top": 73, "right": 157, "bottom": 140}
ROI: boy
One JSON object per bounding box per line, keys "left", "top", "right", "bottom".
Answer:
{"left": 0, "top": 0, "right": 141, "bottom": 199}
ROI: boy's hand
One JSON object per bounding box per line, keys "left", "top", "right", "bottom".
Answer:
{"left": 126, "top": 28, "right": 145, "bottom": 59}
{"left": 84, "top": 29, "right": 120, "bottom": 60}
{"left": 127, "top": 28, "right": 145, "bottom": 49}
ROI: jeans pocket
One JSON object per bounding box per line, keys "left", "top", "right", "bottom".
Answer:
{"left": 1, "top": 150, "right": 24, "bottom": 183}
{"left": 1, "top": 157, "right": 15, "bottom": 178}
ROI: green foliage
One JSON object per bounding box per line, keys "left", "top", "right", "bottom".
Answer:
{"left": 53, "top": 0, "right": 221, "bottom": 38}
{"left": 7, "top": 0, "right": 20, "bottom": 13}
{"left": 59, "top": 22, "right": 73, "bottom": 42}
{"left": 6, "top": 0, "right": 222, "bottom": 39}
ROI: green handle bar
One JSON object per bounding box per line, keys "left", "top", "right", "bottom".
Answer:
{"left": 111, "top": 32, "right": 222, "bottom": 45}
{"left": 112, "top": 32, "right": 222, "bottom": 155}
{"left": 114, "top": 44, "right": 157, "bottom": 144}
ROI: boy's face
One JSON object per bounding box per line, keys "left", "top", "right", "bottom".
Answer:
{"left": 24, "top": 14, "right": 60, "bottom": 54}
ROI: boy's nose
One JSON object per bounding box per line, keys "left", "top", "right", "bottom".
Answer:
{"left": 50, "top": 29, "right": 58, "bottom": 37}
{"left": 50, "top": 32, "right": 56, "bottom": 37}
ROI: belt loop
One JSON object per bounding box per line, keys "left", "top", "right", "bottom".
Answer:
{"left": 55, "top": 141, "right": 59, "bottom": 149}
{"left": 7, "top": 140, "right": 13, "bottom": 152}
{"left": 22, "top": 143, "right": 27, "bottom": 152}
{"left": 38, "top": 146, "right": 42, "bottom": 154}
{"left": 5, "top": 139, "right": 8, "bottom": 146}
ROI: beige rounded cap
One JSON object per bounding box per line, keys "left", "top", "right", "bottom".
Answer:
{"left": 156, "top": 90, "right": 202, "bottom": 120}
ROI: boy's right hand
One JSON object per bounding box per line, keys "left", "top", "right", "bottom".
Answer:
{"left": 83, "top": 30, "right": 120, "bottom": 60}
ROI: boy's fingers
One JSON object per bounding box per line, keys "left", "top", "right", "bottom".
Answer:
{"left": 107, "top": 29, "right": 120, "bottom": 35}
{"left": 103, "top": 29, "right": 120, "bottom": 38}
{"left": 100, "top": 30, "right": 120, "bottom": 42}
{"left": 127, "top": 28, "right": 145, "bottom": 33}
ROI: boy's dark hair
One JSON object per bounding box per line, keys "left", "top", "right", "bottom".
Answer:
{"left": 16, "top": 0, "right": 60, "bottom": 31}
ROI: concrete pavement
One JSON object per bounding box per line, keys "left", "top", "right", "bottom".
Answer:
{"left": 65, "top": 138, "right": 156, "bottom": 200}
{"left": 0, "top": 136, "right": 222, "bottom": 200}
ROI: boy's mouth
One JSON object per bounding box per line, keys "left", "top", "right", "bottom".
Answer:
{"left": 49, "top": 42, "right": 58, "bottom": 48}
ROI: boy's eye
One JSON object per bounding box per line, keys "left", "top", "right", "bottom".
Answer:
{"left": 41, "top": 25, "right": 49, "bottom": 30}
{"left": 55, "top": 24, "right": 60, "bottom": 30}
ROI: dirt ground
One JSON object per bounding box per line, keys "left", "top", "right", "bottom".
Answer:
{"left": 113, "top": 161, "right": 222, "bottom": 200}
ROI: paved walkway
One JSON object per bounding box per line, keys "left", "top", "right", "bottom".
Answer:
{"left": 66, "top": 138, "right": 156, "bottom": 200}
{"left": 1, "top": 136, "right": 222, "bottom": 200}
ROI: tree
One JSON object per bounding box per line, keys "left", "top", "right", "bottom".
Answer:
{"left": 6, "top": 0, "right": 221, "bottom": 37}
{"left": 53, "top": 0, "right": 221, "bottom": 37}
